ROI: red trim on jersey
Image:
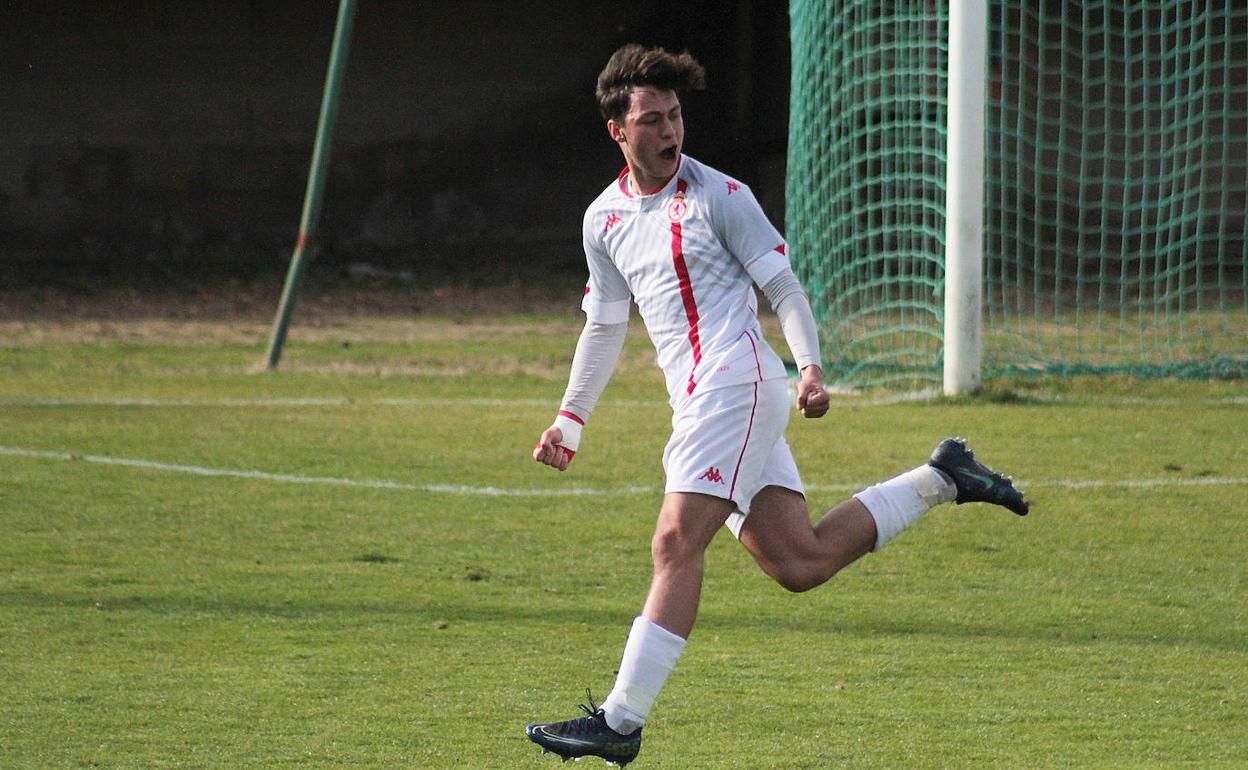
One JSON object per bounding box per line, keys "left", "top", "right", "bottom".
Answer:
{"left": 669, "top": 179, "right": 701, "bottom": 394}
{"left": 557, "top": 410, "right": 586, "bottom": 426}
{"left": 728, "top": 382, "right": 759, "bottom": 499}
{"left": 617, "top": 159, "right": 682, "bottom": 198}
{"left": 616, "top": 167, "right": 634, "bottom": 198}
{"left": 745, "top": 330, "right": 763, "bottom": 380}
{"left": 774, "top": 243, "right": 786, "bottom": 255}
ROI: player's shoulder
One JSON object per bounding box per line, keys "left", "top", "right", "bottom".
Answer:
{"left": 583, "top": 174, "right": 627, "bottom": 232}
{"left": 585, "top": 179, "right": 621, "bottom": 212}
{"left": 679, "top": 156, "right": 751, "bottom": 201}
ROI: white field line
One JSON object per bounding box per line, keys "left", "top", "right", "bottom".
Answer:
{"left": 2, "top": 445, "right": 1245, "bottom": 498}
{"left": 1027, "top": 393, "right": 1248, "bottom": 406}
{"left": 0, "top": 397, "right": 565, "bottom": 408}
{"left": 0, "top": 446, "right": 658, "bottom": 497}
{"left": 0, "top": 392, "right": 1244, "bottom": 408}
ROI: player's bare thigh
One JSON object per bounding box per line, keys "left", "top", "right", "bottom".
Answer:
{"left": 739, "top": 485, "right": 874, "bottom": 592}
{"left": 738, "top": 485, "right": 816, "bottom": 563}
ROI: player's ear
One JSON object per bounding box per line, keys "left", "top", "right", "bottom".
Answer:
{"left": 607, "top": 120, "right": 626, "bottom": 145}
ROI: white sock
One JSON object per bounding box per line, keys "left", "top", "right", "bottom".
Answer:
{"left": 601, "top": 616, "right": 686, "bottom": 734}
{"left": 855, "top": 465, "right": 956, "bottom": 551}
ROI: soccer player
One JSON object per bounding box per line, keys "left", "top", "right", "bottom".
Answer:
{"left": 525, "top": 45, "right": 1028, "bottom": 767}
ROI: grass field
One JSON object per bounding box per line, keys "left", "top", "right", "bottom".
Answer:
{"left": 1, "top": 296, "right": 1245, "bottom": 768}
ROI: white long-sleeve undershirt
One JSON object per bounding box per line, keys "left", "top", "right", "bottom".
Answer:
{"left": 759, "top": 267, "right": 822, "bottom": 373}
{"left": 558, "top": 319, "right": 628, "bottom": 423}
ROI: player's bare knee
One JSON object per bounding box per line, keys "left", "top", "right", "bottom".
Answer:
{"left": 775, "top": 559, "right": 836, "bottom": 593}
{"left": 776, "top": 570, "right": 818, "bottom": 593}
{"left": 650, "top": 527, "right": 683, "bottom": 567}
{"left": 650, "top": 526, "right": 699, "bottom": 571}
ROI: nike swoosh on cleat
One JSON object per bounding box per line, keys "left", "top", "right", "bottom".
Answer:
{"left": 959, "top": 469, "right": 997, "bottom": 490}
{"left": 532, "top": 730, "right": 629, "bottom": 752}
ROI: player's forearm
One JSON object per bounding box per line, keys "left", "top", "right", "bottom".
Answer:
{"left": 760, "top": 269, "right": 822, "bottom": 373}
{"left": 555, "top": 319, "right": 628, "bottom": 442}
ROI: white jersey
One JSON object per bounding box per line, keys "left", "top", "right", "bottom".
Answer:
{"left": 581, "top": 155, "right": 792, "bottom": 409}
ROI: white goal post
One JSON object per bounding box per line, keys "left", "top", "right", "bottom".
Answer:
{"left": 943, "top": 0, "right": 988, "bottom": 395}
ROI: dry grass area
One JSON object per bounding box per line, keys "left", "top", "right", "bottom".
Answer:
{"left": 0, "top": 282, "right": 587, "bottom": 345}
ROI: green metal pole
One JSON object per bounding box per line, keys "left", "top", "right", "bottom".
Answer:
{"left": 264, "top": 0, "right": 359, "bottom": 369}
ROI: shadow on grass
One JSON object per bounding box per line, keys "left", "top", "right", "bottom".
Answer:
{"left": 3, "top": 587, "right": 1241, "bottom": 655}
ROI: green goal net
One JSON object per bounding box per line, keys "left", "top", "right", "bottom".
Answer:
{"left": 787, "top": 0, "right": 1248, "bottom": 389}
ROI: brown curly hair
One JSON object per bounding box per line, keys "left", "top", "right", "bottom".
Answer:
{"left": 595, "top": 45, "right": 706, "bottom": 123}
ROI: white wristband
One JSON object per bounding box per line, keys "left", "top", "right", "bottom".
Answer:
{"left": 552, "top": 411, "right": 584, "bottom": 453}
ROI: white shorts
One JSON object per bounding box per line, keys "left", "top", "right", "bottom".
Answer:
{"left": 662, "top": 378, "right": 804, "bottom": 536}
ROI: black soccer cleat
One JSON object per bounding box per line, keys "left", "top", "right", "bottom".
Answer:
{"left": 929, "top": 437, "right": 1030, "bottom": 516}
{"left": 526, "top": 691, "right": 642, "bottom": 767}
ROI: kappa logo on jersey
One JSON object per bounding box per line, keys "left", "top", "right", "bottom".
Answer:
{"left": 697, "top": 466, "right": 725, "bottom": 484}
{"left": 726, "top": 180, "right": 740, "bottom": 195}
{"left": 603, "top": 212, "right": 623, "bottom": 233}
{"left": 667, "top": 193, "right": 690, "bottom": 223}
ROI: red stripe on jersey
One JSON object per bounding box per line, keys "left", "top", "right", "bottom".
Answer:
{"left": 774, "top": 243, "right": 786, "bottom": 255}
{"left": 728, "top": 382, "right": 759, "bottom": 499}
{"left": 670, "top": 179, "right": 701, "bottom": 394}
{"left": 557, "top": 409, "right": 585, "bottom": 426}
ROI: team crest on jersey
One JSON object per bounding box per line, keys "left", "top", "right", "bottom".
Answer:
{"left": 667, "top": 193, "right": 690, "bottom": 223}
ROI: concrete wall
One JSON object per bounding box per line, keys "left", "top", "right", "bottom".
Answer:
{"left": 0, "top": 0, "right": 791, "bottom": 282}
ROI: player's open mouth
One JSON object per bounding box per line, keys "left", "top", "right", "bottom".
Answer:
{"left": 660, "top": 146, "right": 678, "bottom": 161}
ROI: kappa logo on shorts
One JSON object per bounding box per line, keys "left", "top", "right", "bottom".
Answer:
{"left": 697, "top": 466, "right": 725, "bottom": 484}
